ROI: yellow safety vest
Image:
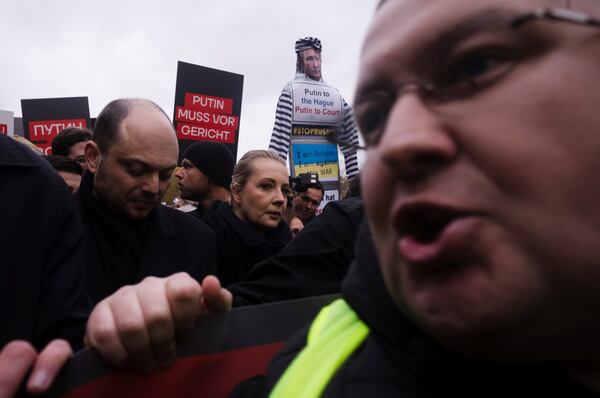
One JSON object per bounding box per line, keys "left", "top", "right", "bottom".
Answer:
{"left": 269, "top": 299, "right": 369, "bottom": 398}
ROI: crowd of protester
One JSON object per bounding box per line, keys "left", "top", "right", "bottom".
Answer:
{"left": 3, "top": 0, "right": 600, "bottom": 397}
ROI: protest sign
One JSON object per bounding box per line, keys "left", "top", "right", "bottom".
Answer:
{"left": 286, "top": 80, "right": 346, "bottom": 202}
{"left": 290, "top": 81, "right": 343, "bottom": 126}
{"left": 21, "top": 97, "right": 90, "bottom": 155}
{"left": 290, "top": 142, "right": 339, "bottom": 183}
{"left": 173, "top": 62, "right": 243, "bottom": 162}
{"left": 0, "top": 110, "right": 14, "bottom": 136}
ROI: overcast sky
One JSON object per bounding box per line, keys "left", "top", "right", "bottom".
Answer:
{"left": 0, "top": 0, "right": 377, "bottom": 162}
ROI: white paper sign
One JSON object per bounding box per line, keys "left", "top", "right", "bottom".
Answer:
{"left": 290, "top": 81, "right": 343, "bottom": 125}
{"left": 0, "top": 110, "right": 14, "bottom": 136}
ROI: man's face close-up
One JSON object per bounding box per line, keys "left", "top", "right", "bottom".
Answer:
{"left": 91, "top": 107, "right": 178, "bottom": 220}
{"left": 293, "top": 187, "right": 323, "bottom": 223}
{"left": 302, "top": 48, "right": 322, "bottom": 80}
{"left": 358, "top": 0, "right": 600, "bottom": 361}
{"left": 175, "top": 158, "right": 211, "bottom": 202}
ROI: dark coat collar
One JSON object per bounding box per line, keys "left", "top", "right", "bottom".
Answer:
{"left": 0, "top": 134, "right": 39, "bottom": 168}
{"left": 76, "top": 171, "right": 180, "bottom": 303}
{"left": 214, "top": 200, "right": 290, "bottom": 247}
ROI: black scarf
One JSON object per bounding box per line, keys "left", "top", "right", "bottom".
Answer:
{"left": 76, "top": 171, "right": 153, "bottom": 303}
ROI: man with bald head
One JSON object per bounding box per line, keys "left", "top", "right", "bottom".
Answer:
{"left": 77, "top": 99, "right": 216, "bottom": 304}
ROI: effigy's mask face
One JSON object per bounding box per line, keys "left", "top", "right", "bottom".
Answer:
{"left": 302, "top": 48, "right": 322, "bottom": 80}
{"left": 358, "top": 0, "right": 600, "bottom": 361}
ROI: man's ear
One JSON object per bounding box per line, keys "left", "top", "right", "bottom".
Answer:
{"left": 85, "top": 142, "right": 101, "bottom": 173}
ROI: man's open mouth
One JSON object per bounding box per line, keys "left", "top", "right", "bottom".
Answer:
{"left": 396, "top": 204, "right": 464, "bottom": 244}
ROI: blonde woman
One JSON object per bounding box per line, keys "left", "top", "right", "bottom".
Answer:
{"left": 201, "top": 150, "right": 292, "bottom": 286}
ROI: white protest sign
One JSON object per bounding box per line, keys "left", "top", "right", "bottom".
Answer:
{"left": 0, "top": 110, "right": 14, "bottom": 136}
{"left": 290, "top": 81, "right": 343, "bottom": 125}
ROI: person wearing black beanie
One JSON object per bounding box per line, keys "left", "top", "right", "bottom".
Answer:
{"left": 175, "top": 141, "right": 235, "bottom": 214}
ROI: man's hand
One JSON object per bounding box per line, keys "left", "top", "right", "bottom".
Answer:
{"left": 0, "top": 340, "right": 72, "bottom": 398}
{"left": 84, "top": 273, "right": 231, "bottom": 373}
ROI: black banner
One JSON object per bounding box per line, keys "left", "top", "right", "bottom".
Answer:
{"left": 45, "top": 294, "right": 338, "bottom": 398}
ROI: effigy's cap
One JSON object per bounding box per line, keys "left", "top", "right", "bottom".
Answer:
{"left": 295, "top": 37, "right": 322, "bottom": 53}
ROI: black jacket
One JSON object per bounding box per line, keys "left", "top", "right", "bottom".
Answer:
{"left": 200, "top": 201, "right": 292, "bottom": 287}
{"left": 236, "top": 222, "right": 599, "bottom": 397}
{"left": 0, "top": 134, "right": 90, "bottom": 351}
{"left": 229, "top": 197, "right": 363, "bottom": 306}
{"left": 75, "top": 172, "right": 217, "bottom": 304}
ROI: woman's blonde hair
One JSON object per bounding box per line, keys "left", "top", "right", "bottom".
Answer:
{"left": 230, "top": 150, "right": 286, "bottom": 194}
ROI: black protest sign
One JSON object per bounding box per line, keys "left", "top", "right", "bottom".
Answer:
{"left": 46, "top": 294, "right": 338, "bottom": 398}
{"left": 21, "top": 97, "right": 90, "bottom": 155}
{"left": 173, "top": 61, "right": 243, "bottom": 162}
